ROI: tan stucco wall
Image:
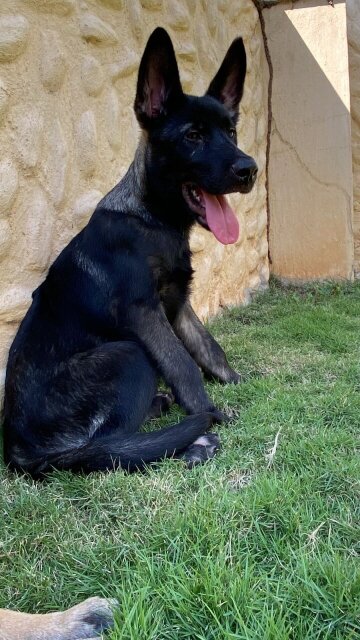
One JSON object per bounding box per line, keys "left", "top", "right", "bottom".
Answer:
{"left": 347, "top": 0, "right": 360, "bottom": 278}
{"left": 0, "top": 0, "right": 269, "bottom": 390}
{"left": 264, "top": 0, "right": 354, "bottom": 280}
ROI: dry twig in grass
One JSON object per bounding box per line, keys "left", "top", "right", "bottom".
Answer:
{"left": 307, "top": 521, "right": 326, "bottom": 549}
{"left": 265, "top": 428, "right": 282, "bottom": 468}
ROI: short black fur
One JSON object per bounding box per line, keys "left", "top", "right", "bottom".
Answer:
{"left": 2, "top": 28, "right": 257, "bottom": 477}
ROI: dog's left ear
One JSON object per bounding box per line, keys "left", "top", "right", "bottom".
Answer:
{"left": 206, "top": 38, "right": 247, "bottom": 121}
{"left": 134, "top": 27, "right": 183, "bottom": 129}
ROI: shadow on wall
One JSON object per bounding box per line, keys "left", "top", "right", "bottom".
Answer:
{"left": 266, "top": 0, "right": 354, "bottom": 280}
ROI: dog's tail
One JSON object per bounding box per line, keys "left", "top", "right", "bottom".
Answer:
{"left": 15, "top": 412, "right": 216, "bottom": 477}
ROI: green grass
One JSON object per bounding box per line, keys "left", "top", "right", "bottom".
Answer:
{"left": 1, "top": 279, "right": 360, "bottom": 639}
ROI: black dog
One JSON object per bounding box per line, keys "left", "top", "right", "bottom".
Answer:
{"left": 3, "top": 28, "right": 257, "bottom": 476}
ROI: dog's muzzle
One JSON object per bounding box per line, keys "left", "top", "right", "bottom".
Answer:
{"left": 231, "top": 156, "right": 258, "bottom": 193}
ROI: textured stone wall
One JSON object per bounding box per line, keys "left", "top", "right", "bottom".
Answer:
{"left": 0, "top": 0, "right": 268, "bottom": 391}
{"left": 347, "top": 0, "right": 360, "bottom": 278}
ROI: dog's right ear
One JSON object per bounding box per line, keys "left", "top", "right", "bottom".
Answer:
{"left": 134, "top": 27, "right": 183, "bottom": 129}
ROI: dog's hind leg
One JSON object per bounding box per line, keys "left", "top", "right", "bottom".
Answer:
{"left": 42, "top": 411, "right": 217, "bottom": 475}
{"left": 5, "top": 341, "right": 157, "bottom": 473}
{"left": 6, "top": 341, "right": 217, "bottom": 476}
{"left": 175, "top": 433, "right": 221, "bottom": 468}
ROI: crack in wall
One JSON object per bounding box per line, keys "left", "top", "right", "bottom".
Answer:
{"left": 272, "top": 115, "right": 354, "bottom": 276}
{"left": 253, "top": 0, "right": 354, "bottom": 280}
{"left": 272, "top": 116, "right": 354, "bottom": 262}
{"left": 252, "top": 0, "right": 273, "bottom": 264}
{"left": 272, "top": 116, "right": 353, "bottom": 208}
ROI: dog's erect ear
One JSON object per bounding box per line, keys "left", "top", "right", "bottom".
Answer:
{"left": 206, "top": 38, "right": 246, "bottom": 121}
{"left": 134, "top": 27, "right": 183, "bottom": 128}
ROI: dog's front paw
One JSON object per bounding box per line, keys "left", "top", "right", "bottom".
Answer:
{"left": 182, "top": 433, "right": 220, "bottom": 468}
{"left": 63, "top": 596, "right": 117, "bottom": 638}
{"left": 230, "top": 370, "right": 242, "bottom": 383}
{"left": 205, "top": 368, "right": 242, "bottom": 384}
{"left": 208, "top": 407, "right": 230, "bottom": 424}
{"left": 221, "top": 369, "right": 242, "bottom": 384}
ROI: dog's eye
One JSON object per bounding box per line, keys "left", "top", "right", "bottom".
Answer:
{"left": 185, "top": 129, "right": 203, "bottom": 142}
{"left": 229, "top": 128, "right": 237, "bottom": 139}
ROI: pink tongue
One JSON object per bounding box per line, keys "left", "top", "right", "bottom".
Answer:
{"left": 201, "top": 191, "right": 239, "bottom": 245}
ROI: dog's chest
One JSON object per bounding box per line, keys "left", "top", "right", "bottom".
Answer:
{"left": 148, "top": 247, "right": 193, "bottom": 318}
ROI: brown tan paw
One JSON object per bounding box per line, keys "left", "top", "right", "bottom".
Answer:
{"left": 62, "top": 596, "right": 117, "bottom": 638}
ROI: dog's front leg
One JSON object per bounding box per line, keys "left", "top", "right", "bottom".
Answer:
{"left": 173, "top": 302, "right": 240, "bottom": 384}
{"left": 129, "top": 305, "right": 223, "bottom": 418}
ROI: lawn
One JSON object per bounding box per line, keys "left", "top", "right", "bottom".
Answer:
{"left": 0, "top": 279, "right": 359, "bottom": 639}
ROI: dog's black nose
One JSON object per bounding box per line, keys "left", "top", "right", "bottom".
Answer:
{"left": 231, "top": 157, "right": 258, "bottom": 185}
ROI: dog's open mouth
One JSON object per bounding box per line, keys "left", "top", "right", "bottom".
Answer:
{"left": 182, "top": 184, "right": 239, "bottom": 245}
